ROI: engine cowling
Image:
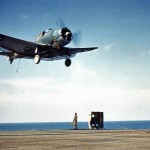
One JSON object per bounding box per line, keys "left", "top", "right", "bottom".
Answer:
{"left": 61, "top": 27, "right": 72, "bottom": 41}
{"left": 51, "top": 27, "right": 72, "bottom": 49}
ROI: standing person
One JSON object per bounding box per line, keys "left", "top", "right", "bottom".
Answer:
{"left": 73, "top": 113, "right": 78, "bottom": 130}
{"left": 88, "top": 113, "right": 92, "bottom": 129}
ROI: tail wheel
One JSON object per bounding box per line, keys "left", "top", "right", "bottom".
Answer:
{"left": 34, "top": 55, "right": 40, "bottom": 64}
{"left": 65, "top": 58, "right": 71, "bottom": 67}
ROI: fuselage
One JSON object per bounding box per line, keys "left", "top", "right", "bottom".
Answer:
{"left": 35, "top": 27, "right": 72, "bottom": 49}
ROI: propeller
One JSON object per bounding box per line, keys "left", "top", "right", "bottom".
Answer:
{"left": 56, "top": 18, "right": 82, "bottom": 46}
{"left": 72, "top": 30, "right": 81, "bottom": 46}
{"left": 56, "top": 18, "right": 66, "bottom": 28}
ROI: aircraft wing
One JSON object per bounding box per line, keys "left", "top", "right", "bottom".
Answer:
{"left": 58, "top": 47, "right": 98, "bottom": 57}
{"left": 44, "top": 47, "right": 98, "bottom": 60}
{"left": 0, "top": 34, "right": 37, "bottom": 55}
{"left": 63, "top": 47, "right": 98, "bottom": 54}
{"left": 0, "top": 51, "right": 10, "bottom": 56}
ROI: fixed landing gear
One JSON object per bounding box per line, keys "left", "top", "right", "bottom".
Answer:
{"left": 65, "top": 58, "right": 71, "bottom": 67}
{"left": 34, "top": 55, "right": 40, "bottom": 64}
{"left": 34, "top": 47, "right": 41, "bottom": 64}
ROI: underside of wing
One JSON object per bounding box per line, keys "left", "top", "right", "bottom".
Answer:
{"left": 0, "top": 34, "right": 37, "bottom": 55}
{"left": 0, "top": 51, "right": 10, "bottom": 56}
{"left": 39, "top": 47, "right": 98, "bottom": 59}
{"left": 62, "top": 47, "right": 98, "bottom": 55}
{"left": 0, "top": 34, "right": 55, "bottom": 58}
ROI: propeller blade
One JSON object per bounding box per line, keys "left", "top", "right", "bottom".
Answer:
{"left": 73, "top": 30, "right": 82, "bottom": 46}
{"left": 56, "top": 18, "right": 66, "bottom": 28}
{"left": 56, "top": 19, "right": 82, "bottom": 46}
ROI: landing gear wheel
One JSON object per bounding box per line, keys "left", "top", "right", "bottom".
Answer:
{"left": 34, "top": 55, "right": 40, "bottom": 64}
{"left": 65, "top": 58, "right": 71, "bottom": 67}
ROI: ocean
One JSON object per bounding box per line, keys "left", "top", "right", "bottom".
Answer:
{"left": 0, "top": 121, "right": 150, "bottom": 131}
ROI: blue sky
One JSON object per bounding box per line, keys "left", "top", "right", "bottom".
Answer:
{"left": 0, "top": 0, "right": 150, "bottom": 123}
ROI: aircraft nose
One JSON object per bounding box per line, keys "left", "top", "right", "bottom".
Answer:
{"left": 61, "top": 27, "right": 72, "bottom": 41}
{"left": 66, "top": 32, "right": 72, "bottom": 40}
